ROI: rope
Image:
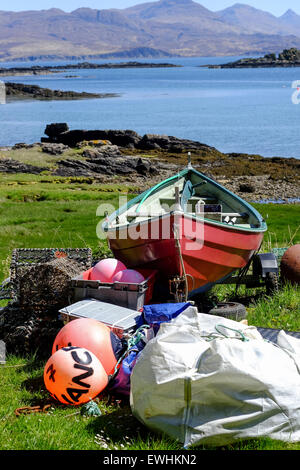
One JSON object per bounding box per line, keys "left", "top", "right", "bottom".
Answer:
{"left": 214, "top": 324, "right": 249, "bottom": 342}
{"left": 173, "top": 224, "right": 188, "bottom": 302}
{"left": 80, "top": 400, "right": 102, "bottom": 417}
{"left": 108, "top": 325, "right": 150, "bottom": 382}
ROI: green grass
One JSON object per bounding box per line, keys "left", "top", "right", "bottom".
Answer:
{"left": 253, "top": 203, "right": 300, "bottom": 250}
{"left": 0, "top": 146, "right": 89, "bottom": 169}
{"left": 1, "top": 351, "right": 299, "bottom": 451}
{"left": 247, "top": 282, "right": 300, "bottom": 331}
{"left": 0, "top": 172, "right": 299, "bottom": 450}
{"left": 0, "top": 174, "right": 138, "bottom": 280}
{"left": 0, "top": 177, "right": 298, "bottom": 282}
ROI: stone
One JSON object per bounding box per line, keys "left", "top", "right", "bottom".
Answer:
{"left": 44, "top": 128, "right": 142, "bottom": 148}
{"left": 239, "top": 183, "right": 256, "bottom": 193}
{"left": 41, "top": 143, "right": 69, "bottom": 155}
{"left": 45, "top": 123, "right": 69, "bottom": 138}
{"left": 82, "top": 145, "right": 121, "bottom": 159}
{"left": 0, "top": 159, "right": 45, "bottom": 174}
{"left": 137, "top": 133, "right": 213, "bottom": 153}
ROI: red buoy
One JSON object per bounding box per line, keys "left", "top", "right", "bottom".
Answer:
{"left": 280, "top": 244, "right": 300, "bottom": 285}
{"left": 52, "top": 318, "right": 119, "bottom": 376}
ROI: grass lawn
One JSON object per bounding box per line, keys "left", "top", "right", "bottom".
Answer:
{"left": 1, "top": 346, "right": 299, "bottom": 452}
{"left": 0, "top": 171, "right": 299, "bottom": 451}
{"left": 0, "top": 173, "right": 139, "bottom": 281}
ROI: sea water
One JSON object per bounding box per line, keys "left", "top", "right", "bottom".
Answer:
{"left": 0, "top": 55, "right": 300, "bottom": 159}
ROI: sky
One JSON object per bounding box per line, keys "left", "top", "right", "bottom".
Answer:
{"left": 0, "top": 0, "right": 299, "bottom": 17}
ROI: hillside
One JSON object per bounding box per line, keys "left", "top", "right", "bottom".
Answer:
{"left": 2, "top": 1, "right": 300, "bottom": 61}
{"left": 217, "top": 3, "right": 300, "bottom": 36}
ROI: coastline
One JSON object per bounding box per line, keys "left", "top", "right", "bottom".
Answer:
{"left": 0, "top": 61, "right": 180, "bottom": 77}
{"left": 0, "top": 125, "right": 299, "bottom": 204}
{"left": 203, "top": 48, "right": 300, "bottom": 69}
{"left": 4, "top": 82, "right": 119, "bottom": 102}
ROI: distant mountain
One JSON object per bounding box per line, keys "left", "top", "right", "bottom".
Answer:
{"left": 124, "top": 0, "right": 220, "bottom": 24}
{"left": 279, "top": 9, "right": 300, "bottom": 31}
{"left": 1, "top": 1, "right": 300, "bottom": 61}
{"left": 217, "top": 3, "right": 300, "bottom": 36}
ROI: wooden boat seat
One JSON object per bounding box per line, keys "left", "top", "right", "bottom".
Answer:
{"left": 125, "top": 184, "right": 250, "bottom": 225}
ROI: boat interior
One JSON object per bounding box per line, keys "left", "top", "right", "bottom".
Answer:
{"left": 111, "top": 171, "right": 263, "bottom": 230}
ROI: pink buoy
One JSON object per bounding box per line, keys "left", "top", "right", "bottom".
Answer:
{"left": 112, "top": 269, "right": 145, "bottom": 284}
{"left": 90, "top": 258, "right": 126, "bottom": 282}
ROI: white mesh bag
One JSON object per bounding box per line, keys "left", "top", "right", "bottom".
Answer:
{"left": 130, "top": 306, "right": 300, "bottom": 447}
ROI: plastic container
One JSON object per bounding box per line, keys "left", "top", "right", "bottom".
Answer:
{"left": 71, "top": 268, "right": 157, "bottom": 311}
{"left": 59, "top": 299, "right": 141, "bottom": 339}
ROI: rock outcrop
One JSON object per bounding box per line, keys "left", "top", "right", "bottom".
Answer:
{"left": 42, "top": 127, "right": 142, "bottom": 148}
{"left": 207, "top": 48, "right": 300, "bottom": 69}
{"left": 0, "top": 158, "right": 44, "bottom": 174}
{"left": 42, "top": 123, "right": 219, "bottom": 154}
{"left": 136, "top": 133, "right": 215, "bottom": 153}
{"left": 41, "top": 143, "right": 69, "bottom": 155}
{"left": 5, "top": 83, "right": 117, "bottom": 101}
{"left": 0, "top": 61, "right": 179, "bottom": 76}
{"left": 54, "top": 152, "right": 160, "bottom": 178}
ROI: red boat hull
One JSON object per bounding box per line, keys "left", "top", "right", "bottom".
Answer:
{"left": 107, "top": 213, "right": 264, "bottom": 295}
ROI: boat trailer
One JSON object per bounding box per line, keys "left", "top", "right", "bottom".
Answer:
{"left": 220, "top": 251, "right": 280, "bottom": 294}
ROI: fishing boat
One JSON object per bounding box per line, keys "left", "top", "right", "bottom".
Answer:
{"left": 102, "top": 159, "right": 267, "bottom": 298}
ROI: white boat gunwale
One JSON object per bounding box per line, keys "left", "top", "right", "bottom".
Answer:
{"left": 102, "top": 167, "right": 267, "bottom": 234}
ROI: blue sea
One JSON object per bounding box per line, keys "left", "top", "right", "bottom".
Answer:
{"left": 1, "top": 55, "right": 300, "bottom": 159}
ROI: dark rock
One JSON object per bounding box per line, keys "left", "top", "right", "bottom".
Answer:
{"left": 105, "top": 130, "right": 142, "bottom": 148}
{"left": 54, "top": 154, "right": 159, "bottom": 178}
{"left": 0, "top": 61, "right": 178, "bottom": 77}
{"left": 54, "top": 159, "right": 95, "bottom": 177}
{"left": 239, "top": 183, "right": 256, "bottom": 193}
{"left": 208, "top": 48, "right": 300, "bottom": 69}
{"left": 11, "top": 142, "right": 41, "bottom": 150}
{"left": 45, "top": 128, "right": 142, "bottom": 148}
{"left": 82, "top": 145, "right": 121, "bottom": 159}
{"left": 43, "top": 124, "right": 218, "bottom": 154}
{"left": 5, "top": 82, "right": 106, "bottom": 101}
{"left": 45, "top": 123, "right": 69, "bottom": 138}
{"left": 136, "top": 158, "right": 153, "bottom": 175}
{"left": 0, "top": 159, "right": 45, "bottom": 174}
{"left": 41, "top": 143, "right": 69, "bottom": 155}
{"left": 137, "top": 133, "right": 213, "bottom": 153}
{"left": 12, "top": 143, "right": 35, "bottom": 150}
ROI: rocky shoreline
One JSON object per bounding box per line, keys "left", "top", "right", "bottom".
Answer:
{"left": 205, "top": 48, "right": 300, "bottom": 69}
{"left": 0, "top": 123, "right": 299, "bottom": 204}
{"left": 4, "top": 82, "right": 118, "bottom": 101}
{"left": 0, "top": 61, "right": 179, "bottom": 77}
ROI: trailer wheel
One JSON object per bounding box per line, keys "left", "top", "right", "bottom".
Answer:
{"left": 208, "top": 302, "right": 247, "bottom": 321}
{"left": 265, "top": 272, "right": 279, "bottom": 295}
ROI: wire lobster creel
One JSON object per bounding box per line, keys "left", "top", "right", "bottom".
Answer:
{"left": 8, "top": 248, "right": 93, "bottom": 302}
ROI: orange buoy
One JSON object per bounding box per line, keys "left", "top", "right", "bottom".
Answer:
{"left": 44, "top": 347, "right": 108, "bottom": 406}
{"left": 52, "top": 318, "right": 119, "bottom": 376}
